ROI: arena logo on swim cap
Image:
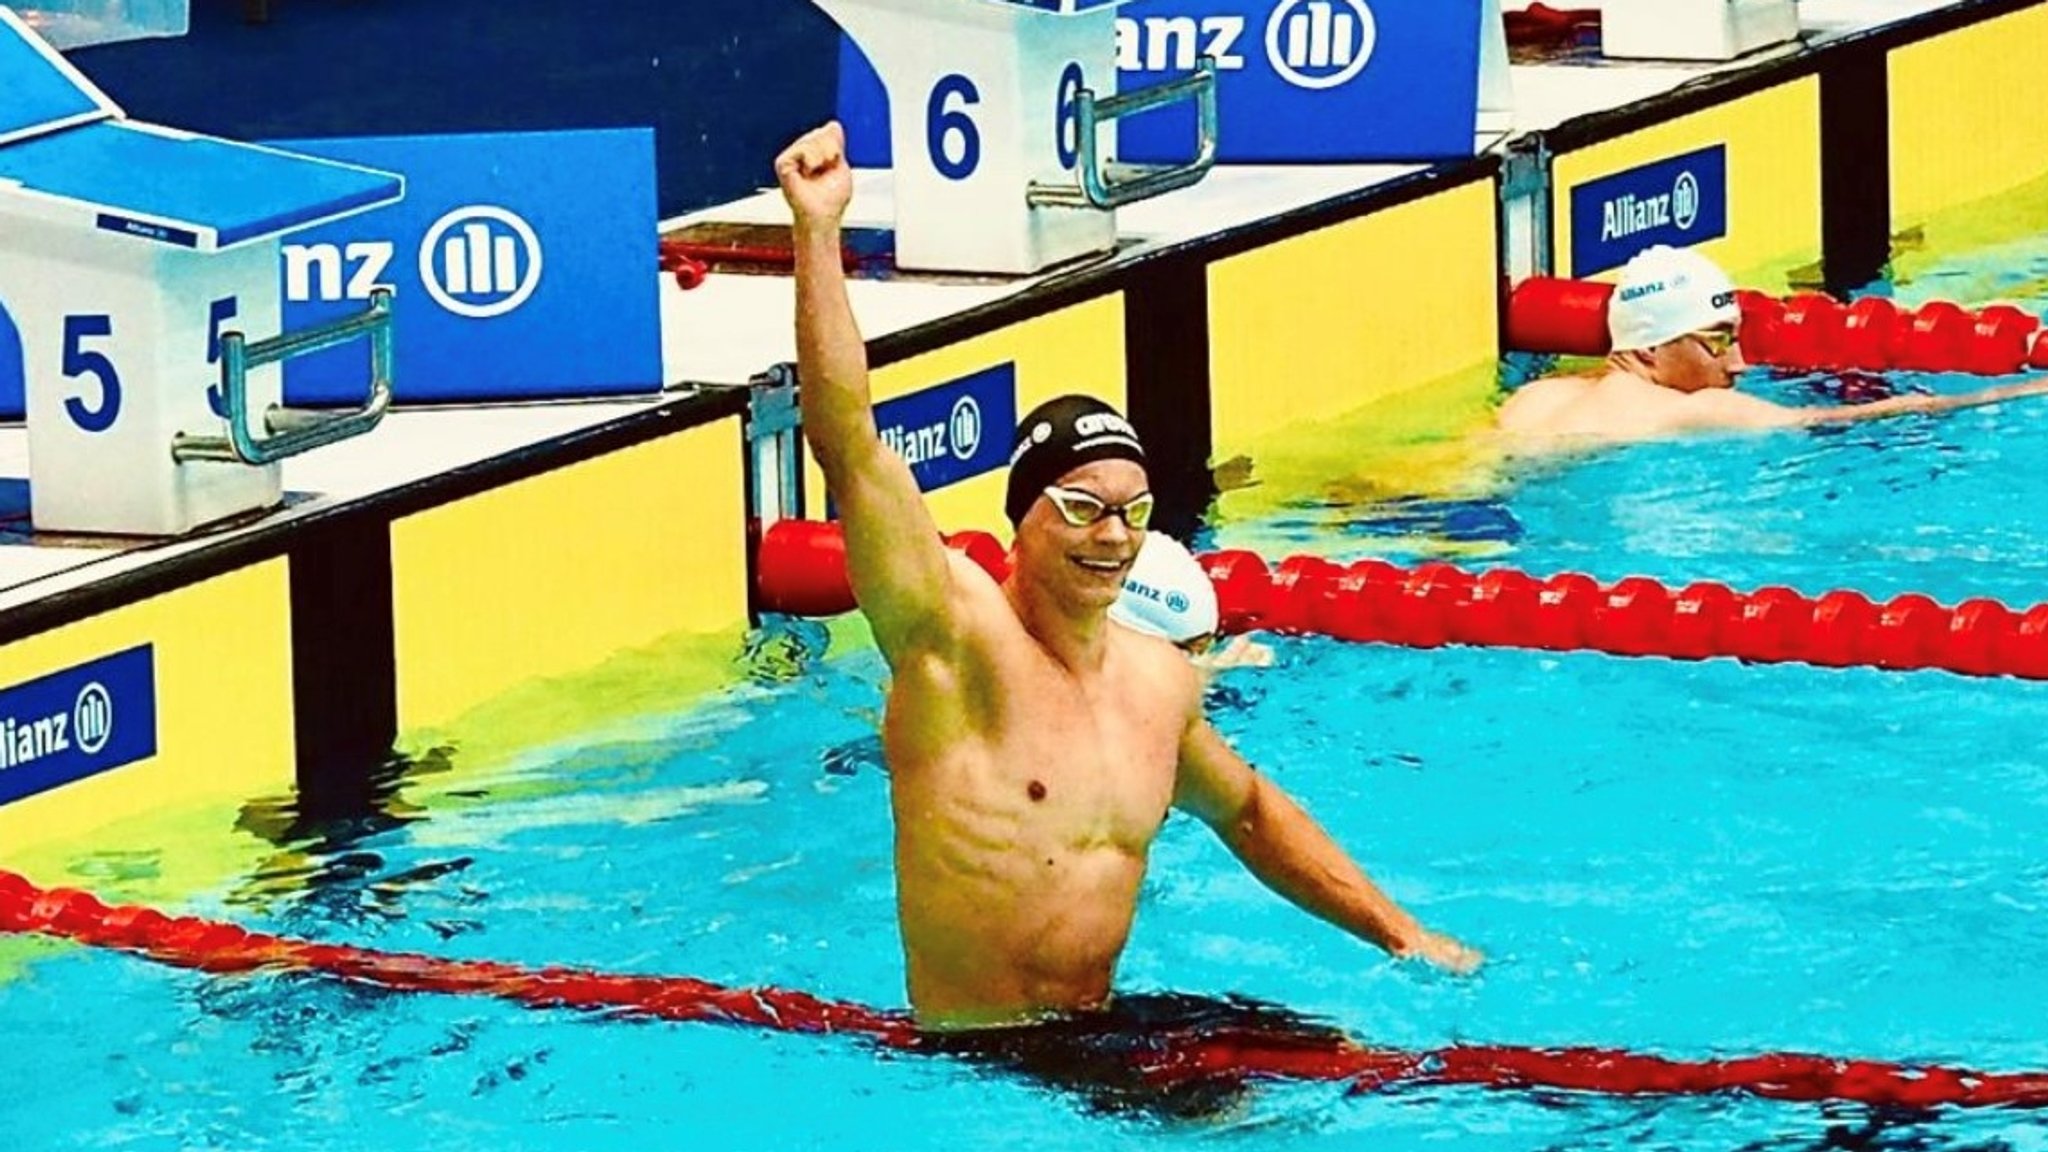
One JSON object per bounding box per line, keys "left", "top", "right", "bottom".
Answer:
{"left": 1073, "top": 411, "right": 1141, "bottom": 445}
{"left": 1568, "top": 144, "right": 1729, "bottom": 278}
{"left": 866, "top": 363, "right": 1018, "bottom": 496}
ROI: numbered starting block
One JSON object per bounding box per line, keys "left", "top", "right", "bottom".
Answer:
{"left": 810, "top": 0, "right": 1218, "bottom": 275}
{"left": 0, "top": 7, "right": 402, "bottom": 536}
{"left": 1600, "top": 0, "right": 1799, "bottom": 62}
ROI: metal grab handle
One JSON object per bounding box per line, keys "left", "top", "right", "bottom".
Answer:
{"left": 1028, "top": 57, "right": 1219, "bottom": 212}
{"left": 172, "top": 289, "right": 394, "bottom": 466}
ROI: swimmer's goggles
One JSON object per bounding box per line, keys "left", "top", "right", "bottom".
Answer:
{"left": 1042, "top": 485, "right": 1156, "bottom": 530}
{"left": 1689, "top": 327, "right": 1738, "bottom": 357}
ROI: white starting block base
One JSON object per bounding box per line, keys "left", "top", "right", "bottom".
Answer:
{"left": 815, "top": 0, "right": 1130, "bottom": 276}
{"left": 1600, "top": 0, "right": 1801, "bottom": 62}
{"left": 3, "top": 222, "right": 283, "bottom": 536}
{"left": 0, "top": 8, "right": 401, "bottom": 537}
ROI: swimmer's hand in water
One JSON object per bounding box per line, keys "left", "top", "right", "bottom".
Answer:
{"left": 1200, "top": 634, "right": 1275, "bottom": 671}
{"left": 1402, "top": 930, "right": 1484, "bottom": 975}
{"left": 775, "top": 122, "right": 854, "bottom": 228}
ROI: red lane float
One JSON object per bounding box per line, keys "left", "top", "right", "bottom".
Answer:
{"left": 1202, "top": 550, "right": 2048, "bottom": 680}
{"left": 659, "top": 238, "right": 863, "bottom": 291}
{"left": 1505, "top": 276, "right": 2048, "bottom": 376}
{"left": 756, "top": 518, "right": 1007, "bottom": 618}
{"left": 6, "top": 867, "right": 2048, "bottom": 1111}
{"left": 755, "top": 522, "right": 2048, "bottom": 681}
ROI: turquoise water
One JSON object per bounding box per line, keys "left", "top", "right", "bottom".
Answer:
{"left": 12, "top": 281, "right": 2048, "bottom": 1148}
{"left": 13, "top": 625, "right": 2048, "bottom": 1150}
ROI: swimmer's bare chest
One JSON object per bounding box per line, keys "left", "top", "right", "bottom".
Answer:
{"left": 884, "top": 644, "right": 1184, "bottom": 861}
{"left": 878, "top": 626, "right": 1194, "bottom": 1021}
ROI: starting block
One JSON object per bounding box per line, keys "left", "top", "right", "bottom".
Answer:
{"left": 808, "top": 0, "right": 1218, "bottom": 275}
{"left": 1600, "top": 0, "right": 1800, "bottom": 62}
{"left": 0, "top": 7, "right": 402, "bottom": 536}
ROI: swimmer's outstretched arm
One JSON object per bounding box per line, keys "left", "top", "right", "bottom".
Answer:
{"left": 777, "top": 124, "right": 960, "bottom": 661}
{"left": 1171, "top": 718, "right": 1482, "bottom": 975}
{"left": 1681, "top": 375, "right": 2048, "bottom": 432}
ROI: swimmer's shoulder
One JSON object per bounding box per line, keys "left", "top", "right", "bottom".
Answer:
{"left": 1495, "top": 373, "right": 1596, "bottom": 436}
{"left": 1109, "top": 626, "right": 1204, "bottom": 713}
{"left": 941, "top": 549, "right": 1021, "bottom": 630}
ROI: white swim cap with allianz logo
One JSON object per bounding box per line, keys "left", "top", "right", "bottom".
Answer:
{"left": 1607, "top": 244, "right": 1742, "bottom": 352}
{"left": 1109, "top": 533, "right": 1218, "bottom": 646}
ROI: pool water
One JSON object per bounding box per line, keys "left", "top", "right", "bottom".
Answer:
{"left": 13, "top": 268, "right": 2048, "bottom": 1148}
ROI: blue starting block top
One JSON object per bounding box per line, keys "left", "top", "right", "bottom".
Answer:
{"left": 0, "top": 122, "right": 403, "bottom": 250}
{"left": 1, "top": 5, "right": 116, "bottom": 144}
{"left": 0, "top": 7, "right": 401, "bottom": 250}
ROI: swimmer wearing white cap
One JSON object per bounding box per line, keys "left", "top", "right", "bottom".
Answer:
{"left": 1111, "top": 534, "right": 1272, "bottom": 670}
{"left": 1497, "top": 244, "right": 2048, "bottom": 446}
{"left": 777, "top": 121, "right": 1478, "bottom": 1033}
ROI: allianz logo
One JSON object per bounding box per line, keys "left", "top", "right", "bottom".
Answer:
{"left": 1123, "top": 578, "right": 1192, "bottom": 615}
{"left": 282, "top": 204, "right": 545, "bottom": 319}
{"left": 1117, "top": 0, "right": 1377, "bottom": 90}
{"left": 0, "top": 681, "right": 112, "bottom": 772}
{"left": 880, "top": 396, "right": 983, "bottom": 467}
{"left": 1600, "top": 169, "right": 1703, "bottom": 243}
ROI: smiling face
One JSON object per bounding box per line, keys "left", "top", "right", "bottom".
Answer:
{"left": 1010, "top": 458, "right": 1152, "bottom": 616}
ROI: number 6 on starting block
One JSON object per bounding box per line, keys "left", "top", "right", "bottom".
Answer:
{"left": 813, "top": 0, "right": 1218, "bottom": 275}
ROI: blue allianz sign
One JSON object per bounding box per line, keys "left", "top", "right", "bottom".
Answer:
{"left": 0, "top": 645, "right": 157, "bottom": 806}
{"left": 837, "top": 0, "right": 1485, "bottom": 166}
{"left": 1569, "top": 145, "right": 1729, "bottom": 278}
{"left": 873, "top": 363, "right": 1017, "bottom": 493}
{"left": 265, "top": 129, "right": 662, "bottom": 406}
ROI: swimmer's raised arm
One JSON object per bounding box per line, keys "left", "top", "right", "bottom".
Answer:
{"left": 778, "top": 123, "right": 959, "bottom": 662}
{"left": 1171, "top": 714, "right": 1482, "bottom": 975}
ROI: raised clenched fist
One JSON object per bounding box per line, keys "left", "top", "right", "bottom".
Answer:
{"left": 775, "top": 121, "right": 854, "bottom": 229}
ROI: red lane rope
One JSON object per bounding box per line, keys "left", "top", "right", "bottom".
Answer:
{"left": 752, "top": 520, "right": 2048, "bottom": 680}
{"left": 0, "top": 868, "right": 914, "bottom": 1043}
{"left": 1506, "top": 276, "right": 2048, "bottom": 376}
{"left": 1200, "top": 550, "right": 2048, "bottom": 679}
{"left": 7, "top": 867, "right": 2048, "bottom": 1110}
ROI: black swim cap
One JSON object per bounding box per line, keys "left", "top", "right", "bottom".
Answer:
{"left": 1004, "top": 395, "right": 1148, "bottom": 526}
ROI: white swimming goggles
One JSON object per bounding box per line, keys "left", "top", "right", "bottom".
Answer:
{"left": 1042, "top": 485, "right": 1156, "bottom": 530}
